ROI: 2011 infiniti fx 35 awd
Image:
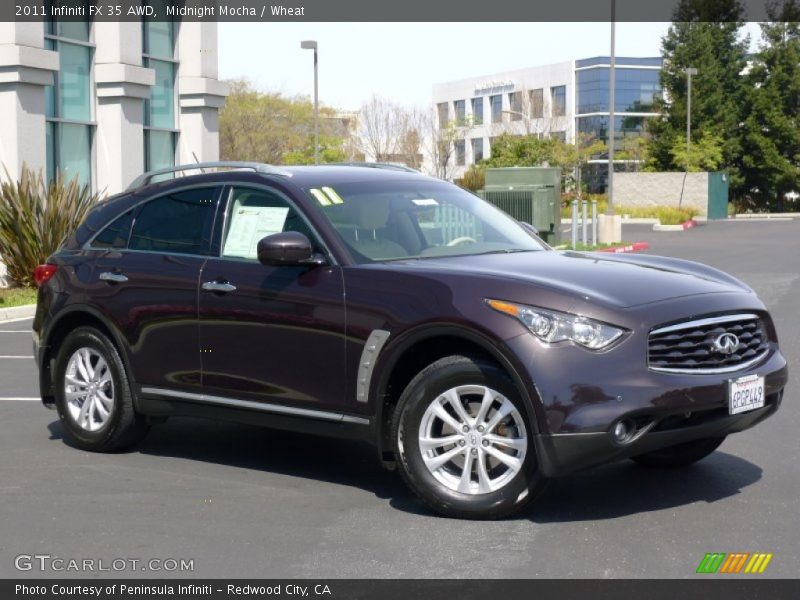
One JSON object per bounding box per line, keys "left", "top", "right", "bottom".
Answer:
{"left": 33, "top": 162, "right": 788, "bottom": 519}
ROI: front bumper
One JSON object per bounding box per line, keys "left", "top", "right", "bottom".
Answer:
{"left": 533, "top": 391, "right": 782, "bottom": 477}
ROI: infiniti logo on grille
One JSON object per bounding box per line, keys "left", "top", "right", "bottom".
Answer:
{"left": 712, "top": 332, "right": 740, "bottom": 355}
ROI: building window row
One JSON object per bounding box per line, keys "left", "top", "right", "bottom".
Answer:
{"left": 442, "top": 85, "right": 566, "bottom": 130}
{"left": 142, "top": 20, "right": 177, "bottom": 173}
{"left": 44, "top": 19, "right": 94, "bottom": 187}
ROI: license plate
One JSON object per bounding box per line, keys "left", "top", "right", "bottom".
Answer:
{"left": 729, "top": 375, "right": 765, "bottom": 415}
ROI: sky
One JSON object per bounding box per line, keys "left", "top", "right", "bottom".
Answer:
{"left": 218, "top": 22, "right": 763, "bottom": 111}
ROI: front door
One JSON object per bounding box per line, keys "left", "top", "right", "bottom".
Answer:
{"left": 198, "top": 185, "right": 347, "bottom": 411}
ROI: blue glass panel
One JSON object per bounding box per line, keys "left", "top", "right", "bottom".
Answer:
{"left": 57, "top": 20, "right": 90, "bottom": 42}
{"left": 145, "top": 21, "right": 174, "bottom": 59}
{"left": 145, "top": 130, "right": 175, "bottom": 172}
{"left": 147, "top": 59, "right": 175, "bottom": 129}
{"left": 471, "top": 98, "right": 483, "bottom": 125}
{"left": 58, "top": 42, "right": 91, "bottom": 121}
{"left": 57, "top": 123, "right": 91, "bottom": 187}
{"left": 490, "top": 95, "right": 502, "bottom": 123}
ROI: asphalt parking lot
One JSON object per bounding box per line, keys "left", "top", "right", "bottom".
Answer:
{"left": 0, "top": 218, "right": 797, "bottom": 579}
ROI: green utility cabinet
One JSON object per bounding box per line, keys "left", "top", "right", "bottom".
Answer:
{"left": 707, "top": 171, "right": 729, "bottom": 220}
{"left": 478, "top": 167, "right": 561, "bottom": 245}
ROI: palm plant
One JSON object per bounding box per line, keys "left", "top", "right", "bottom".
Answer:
{"left": 0, "top": 164, "right": 102, "bottom": 287}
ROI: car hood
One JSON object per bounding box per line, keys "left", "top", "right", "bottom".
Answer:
{"left": 384, "top": 250, "right": 752, "bottom": 309}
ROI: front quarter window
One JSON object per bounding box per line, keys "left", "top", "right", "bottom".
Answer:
{"left": 305, "top": 179, "right": 545, "bottom": 263}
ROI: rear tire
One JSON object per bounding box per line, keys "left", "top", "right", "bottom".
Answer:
{"left": 53, "top": 326, "right": 149, "bottom": 452}
{"left": 630, "top": 436, "right": 726, "bottom": 468}
{"left": 392, "top": 355, "right": 547, "bottom": 520}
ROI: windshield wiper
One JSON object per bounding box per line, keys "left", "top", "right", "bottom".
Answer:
{"left": 472, "top": 249, "right": 538, "bottom": 256}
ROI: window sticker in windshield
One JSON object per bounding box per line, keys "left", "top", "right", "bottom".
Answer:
{"left": 412, "top": 198, "right": 439, "bottom": 206}
{"left": 321, "top": 187, "right": 345, "bottom": 204}
{"left": 310, "top": 187, "right": 345, "bottom": 206}
{"left": 309, "top": 188, "right": 332, "bottom": 206}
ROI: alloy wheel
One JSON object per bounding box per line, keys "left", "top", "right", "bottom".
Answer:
{"left": 417, "top": 385, "right": 527, "bottom": 495}
{"left": 63, "top": 347, "right": 115, "bottom": 432}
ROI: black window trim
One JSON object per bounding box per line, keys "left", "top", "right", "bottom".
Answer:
{"left": 84, "top": 183, "right": 225, "bottom": 258}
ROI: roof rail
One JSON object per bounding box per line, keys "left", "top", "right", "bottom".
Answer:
{"left": 127, "top": 161, "right": 292, "bottom": 191}
{"left": 329, "top": 161, "right": 420, "bottom": 173}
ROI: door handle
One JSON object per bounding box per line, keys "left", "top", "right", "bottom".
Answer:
{"left": 201, "top": 281, "right": 237, "bottom": 293}
{"left": 99, "top": 271, "right": 128, "bottom": 283}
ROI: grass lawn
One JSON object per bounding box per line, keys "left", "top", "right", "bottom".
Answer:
{"left": 0, "top": 286, "right": 38, "bottom": 308}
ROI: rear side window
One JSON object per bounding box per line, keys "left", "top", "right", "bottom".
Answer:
{"left": 129, "top": 188, "right": 218, "bottom": 255}
{"left": 91, "top": 210, "right": 134, "bottom": 249}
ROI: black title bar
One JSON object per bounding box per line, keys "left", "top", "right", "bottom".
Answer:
{"left": 5, "top": 0, "right": 790, "bottom": 22}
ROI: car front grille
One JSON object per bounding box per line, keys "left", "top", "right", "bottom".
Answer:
{"left": 648, "top": 313, "right": 769, "bottom": 374}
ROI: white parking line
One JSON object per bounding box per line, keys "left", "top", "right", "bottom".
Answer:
{"left": 0, "top": 397, "right": 39, "bottom": 401}
{"left": 0, "top": 316, "right": 34, "bottom": 325}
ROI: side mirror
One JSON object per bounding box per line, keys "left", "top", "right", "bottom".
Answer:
{"left": 257, "top": 232, "right": 319, "bottom": 266}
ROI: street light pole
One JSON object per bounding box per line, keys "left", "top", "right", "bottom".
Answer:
{"left": 607, "top": 0, "right": 616, "bottom": 215}
{"left": 301, "top": 40, "right": 319, "bottom": 164}
{"left": 685, "top": 67, "right": 698, "bottom": 172}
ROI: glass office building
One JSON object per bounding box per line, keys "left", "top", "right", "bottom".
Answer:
{"left": 431, "top": 56, "right": 662, "bottom": 181}
{"left": 1, "top": 20, "right": 228, "bottom": 197}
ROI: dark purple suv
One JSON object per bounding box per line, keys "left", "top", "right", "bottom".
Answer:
{"left": 32, "top": 163, "right": 788, "bottom": 519}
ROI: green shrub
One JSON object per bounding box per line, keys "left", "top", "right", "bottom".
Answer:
{"left": 0, "top": 164, "right": 102, "bottom": 287}
{"left": 560, "top": 196, "right": 698, "bottom": 225}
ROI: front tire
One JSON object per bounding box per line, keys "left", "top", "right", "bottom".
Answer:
{"left": 630, "top": 436, "right": 726, "bottom": 468}
{"left": 392, "top": 355, "right": 547, "bottom": 519}
{"left": 53, "top": 326, "right": 149, "bottom": 452}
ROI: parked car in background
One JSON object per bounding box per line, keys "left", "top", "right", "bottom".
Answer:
{"left": 33, "top": 162, "right": 788, "bottom": 519}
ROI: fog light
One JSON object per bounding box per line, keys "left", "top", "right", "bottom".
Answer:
{"left": 613, "top": 420, "right": 630, "bottom": 442}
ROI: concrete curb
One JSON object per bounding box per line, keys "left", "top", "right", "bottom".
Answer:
{"left": 653, "top": 218, "right": 698, "bottom": 232}
{"left": 734, "top": 212, "right": 800, "bottom": 219}
{"left": 0, "top": 303, "right": 36, "bottom": 323}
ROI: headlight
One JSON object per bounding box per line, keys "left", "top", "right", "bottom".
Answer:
{"left": 486, "top": 299, "right": 626, "bottom": 350}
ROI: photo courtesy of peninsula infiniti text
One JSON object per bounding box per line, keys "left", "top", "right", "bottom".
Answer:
{"left": 32, "top": 162, "right": 788, "bottom": 519}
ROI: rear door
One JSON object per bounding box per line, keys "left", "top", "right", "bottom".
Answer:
{"left": 87, "top": 185, "right": 222, "bottom": 395}
{"left": 198, "top": 184, "right": 348, "bottom": 412}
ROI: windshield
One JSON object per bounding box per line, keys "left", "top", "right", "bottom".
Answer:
{"left": 304, "top": 179, "right": 547, "bottom": 263}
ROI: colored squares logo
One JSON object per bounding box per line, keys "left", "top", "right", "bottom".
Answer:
{"left": 696, "top": 552, "right": 773, "bottom": 574}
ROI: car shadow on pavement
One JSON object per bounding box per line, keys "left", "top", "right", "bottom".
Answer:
{"left": 47, "top": 418, "right": 762, "bottom": 521}
{"left": 528, "top": 452, "right": 762, "bottom": 522}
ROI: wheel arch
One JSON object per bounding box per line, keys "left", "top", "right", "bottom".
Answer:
{"left": 39, "top": 305, "right": 135, "bottom": 408}
{"left": 370, "top": 324, "right": 544, "bottom": 463}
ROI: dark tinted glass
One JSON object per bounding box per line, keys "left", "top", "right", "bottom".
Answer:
{"left": 92, "top": 210, "right": 134, "bottom": 249}
{"left": 129, "top": 188, "right": 218, "bottom": 255}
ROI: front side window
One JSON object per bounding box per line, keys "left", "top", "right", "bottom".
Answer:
{"left": 305, "top": 180, "right": 546, "bottom": 263}
{"left": 129, "top": 188, "right": 218, "bottom": 255}
{"left": 221, "top": 187, "right": 317, "bottom": 260}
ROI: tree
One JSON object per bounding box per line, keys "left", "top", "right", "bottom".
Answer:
{"left": 647, "top": 0, "right": 749, "bottom": 191}
{"left": 740, "top": 0, "right": 800, "bottom": 210}
{"left": 219, "top": 79, "right": 349, "bottom": 165}
{"left": 358, "top": 96, "right": 425, "bottom": 168}
{"left": 668, "top": 131, "right": 725, "bottom": 171}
